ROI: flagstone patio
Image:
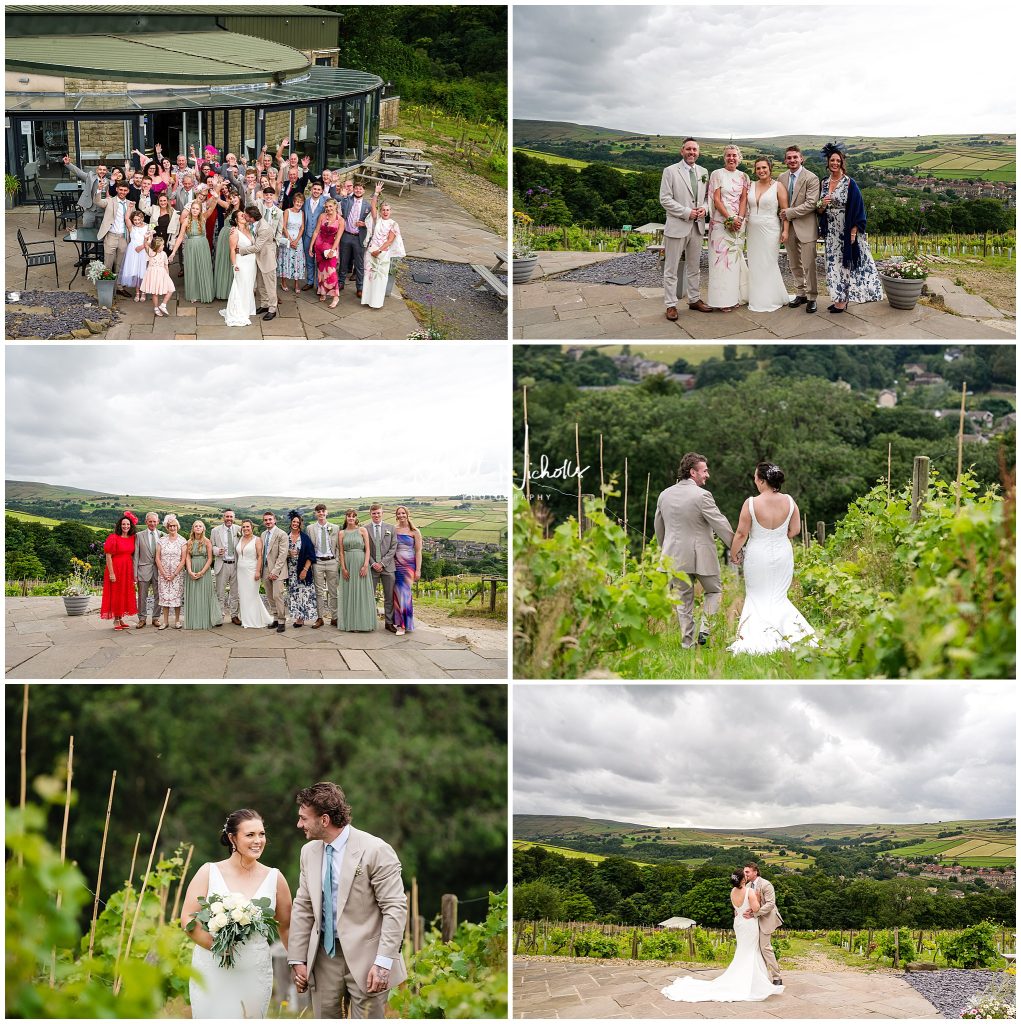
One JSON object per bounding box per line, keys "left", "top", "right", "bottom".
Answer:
{"left": 513, "top": 958, "right": 942, "bottom": 1019}
{"left": 6, "top": 182, "right": 507, "bottom": 341}
{"left": 5, "top": 597, "right": 507, "bottom": 679}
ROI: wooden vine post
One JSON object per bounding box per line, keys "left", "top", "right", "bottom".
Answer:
{"left": 19, "top": 684, "right": 29, "bottom": 867}
{"left": 86, "top": 770, "right": 118, "bottom": 978}
{"left": 955, "top": 380, "right": 967, "bottom": 514}
{"left": 522, "top": 386, "right": 530, "bottom": 503}
{"left": 50, "top": 735, "right": 75, "bottom": 987}
{"left": 441, "top": 894, "right": 458, "bottom": 942}
{"left": 641, "top": 472, "right": 651, "bottom": 562}
{"left": 575, "top": 423, "right": 583, "bottom": 539}
{"left": 911, "top": 455, "right": 930, "bottom": 522}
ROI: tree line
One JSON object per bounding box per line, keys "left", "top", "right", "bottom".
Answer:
{"left": 513, "top": 150, "right": 1014, "bottom": 234}
{"left": 5, "top": 685, "right": 507, "bottom": 926}
{"left": 514, "top": 845, "right": 1015, "bottom": 931}
{"left": 514, "top": 347, "right": 1015, "bottom": 538}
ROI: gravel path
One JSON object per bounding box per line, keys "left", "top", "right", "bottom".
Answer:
{"left": 5, "top": 290, "right": 120, "bottom": 340}
{"left": 397, "top": 257, "right": 505, "bottom": 340}
{"left": 552, "top": 248, "right": 826, "bottom": 291}
{"left": 903, "top": 969, "right": 1010, "bottom": 1018}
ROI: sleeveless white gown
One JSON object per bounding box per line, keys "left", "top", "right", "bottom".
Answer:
{"left": 219, "top": 230, "right": 257, "bottom": 327}
{"left": 236, "top": 538, "right": 274, "bottom": 628}
{"left": 662, "top": 887, "right": 782, "bottom": 1003}
{"left": 728, "top": 495, "right": 817, "bottom": 654}
{"left": 189, "top": 863, "right": 277, "bottom": 1018}
{"left": 746, "top": 181, "right": 792, "bottom": 313}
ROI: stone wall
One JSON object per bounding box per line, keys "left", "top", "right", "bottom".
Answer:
{"left": 76, "top": 121, "right": 131, "bottom": 163}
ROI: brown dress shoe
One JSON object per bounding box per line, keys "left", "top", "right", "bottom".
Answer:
{"left": 665, "top": 306, "right": 678, "bottom": 321}
{"left": 689, "top": 299, "right": 713, "bottom": 312}
{"left": 231, "top": 616, "right": 242, "bottom": 626}
{"left": 331, "top": 618, "right": 338, "bottom": 626}
{"left": 311, "top": 617, "right": 324, "bottom": 629}
{"left": 136, "top": 621, "right": 146, "bottom": 629}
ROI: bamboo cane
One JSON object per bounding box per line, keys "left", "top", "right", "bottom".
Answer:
{"left": 622, "top": 457, "right": 629, "bottom": 575}
{"left": 114, "top": 833, "right": 142, "bottom": 973}
{"left": 169, "top": 843, "right": 195, "bottom": 927}
{"left": 50, "top": 735, "right": 75, "bottom": 987}
{"left": 18, "top": 684, "right": 29, "bottom": 867}
{"left": 955, "top": 380, "right": 967, "bottom": 514}
{"left": 522, "top": 385, "right": 530, "bottom": 503}
{"left": 86, "top": 770, "right": 117, "bottom": 978}
{"left": 641, "top": 472, "right": 651, "bottom": 562}
{"left": 887, "top": 442, "right": 892, "bottom": 508}
{"left": 115, "top": 788, "right": 171, "bottom": 995}
{"left": 575, "top": 423, "right": 583, "bottom": 539}
{"left": 599, "top": 434, "right": 605, "bottom": 495}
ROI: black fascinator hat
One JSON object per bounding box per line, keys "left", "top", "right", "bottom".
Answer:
{"left": 288, "top": 509, "right": 302, "bottom": 523}
{"left": 821, "top": 140, "right": 847, "bottom": 161}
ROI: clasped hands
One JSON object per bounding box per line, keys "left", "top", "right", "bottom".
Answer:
{"left": 290, "top": 963, "right": 389, "bottom": 995}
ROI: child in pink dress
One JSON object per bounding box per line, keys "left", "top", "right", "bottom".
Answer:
{"left": 142, "top": 236, "right": 176, "bottom": 317}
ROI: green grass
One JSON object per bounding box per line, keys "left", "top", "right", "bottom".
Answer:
{"left": 591, "top": 344, "right": 756, "bottom": 366}
{"left": 397, "top": 103, "right": 507, "bottom": 188}
{"left": 4, "top": 509, "right": 64, "bottom": 526}
{"left": 513, "top": 840, "right": 652, "bottom": 865}
{"left": 514, "top": 147, "right": 640, "bottom": 174}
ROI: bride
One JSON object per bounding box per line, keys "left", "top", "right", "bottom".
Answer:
{"left": 219, "top": 208, "right": 257, "bottom": 327}
{"left": 727, "top": 463, "right": 817, "bottom": 654}
{"left": 662, "top": 870, "right": 781, "bottom": 1003}
{"left": 746, "top": 157, "right": 793, "bottom": 313}
{"left": 181, "top": 808, "right": 292, "bottom": 1018}
{"left": 236, "top": 519, "right": 275, "bottom": 628}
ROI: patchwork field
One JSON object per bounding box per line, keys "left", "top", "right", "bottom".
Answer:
{"left": 866, "top": 145, "right": 1015, "bottom": 182}
{"left": 590, "top": 344, "right": 757, "bottom": 366}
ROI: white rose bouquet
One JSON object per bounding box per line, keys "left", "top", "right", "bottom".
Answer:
{"left": 187, "top": 891, "right": 280, "bottom": 968}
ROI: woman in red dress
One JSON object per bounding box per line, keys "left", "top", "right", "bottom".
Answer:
{"left": 310, "top": 198, "right": 342, "bottom": 308}
{"left": 101, "top": 512, "right": 139, "bottom": 629}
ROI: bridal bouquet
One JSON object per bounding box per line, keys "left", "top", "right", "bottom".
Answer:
{"left": 187, "top": 891, "right": 280, "bottom": 968}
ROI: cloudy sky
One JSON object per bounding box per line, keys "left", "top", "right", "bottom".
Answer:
{"left": 514, "top": 684, "right": 1015, "bottom": 828}
{"left": 5, "top": 344, "right": 508, "bottom": 498}
{"left": 514, "top": 4, "right": 1016, "bottom": 137}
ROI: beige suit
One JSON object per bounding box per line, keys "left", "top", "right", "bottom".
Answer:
{"left": 750, "top": 876, "right": 784, "bottom": 981}
{"left": 250, "top": 215, "right": 280, "bottom": 312}
{"left": 210, "top": 523, "right": 242, "bottom": 620}
{"left": 654, "top": 478, "right": 734, "bottom": 646}
{"left": 260, "top": 525, "right": 289, "bottom": 622}
{"left": 289, "top": 827, "right": 408, "bottom": 1018}
{"left": 306, "top": 520, "right": 340, "bottom": 624}
{"left": 660, "top": 160, "right": 709, "bottom": 307}
{"left": 97, "top": 194, "right": 137, "bottom": 274}
{"left": 777, "top": 168, "right": 820, "bottom": 300}
{"left": 132, "top": 527, "right": 164, "bottom": 623}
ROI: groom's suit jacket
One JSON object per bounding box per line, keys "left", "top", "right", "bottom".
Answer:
{"left": 749, "top": 876, "right": 783, "bottom": 934}
{"left": 654, "top": 479, "right": 734, "bottom": 576}
{"left": 660, "top": 161, "right": 709, "bottom": 239}
{"left": 288, "top": 827, "right": 409, "bottom": 995}
{"left": 260, "top": 525, "right": 289, "bottom": 579}
{"left": 777, "top": 168, "right": 820, "bottom": 243}
{"left": 209, "top": 523, "right": 242, "bottom": 575}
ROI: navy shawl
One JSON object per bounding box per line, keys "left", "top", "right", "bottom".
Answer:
{"left": 818, "top": 176, "right": 867, "bottom": 269}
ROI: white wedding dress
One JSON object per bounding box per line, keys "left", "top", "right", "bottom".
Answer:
{"left": 728, "top": 495, "right": 817, "bottom": 654}
{"left": 189, "top": 862, "right": 277, "bottom": 1018}
{"left": 746, "top": 181, "right": 792, "bottom": 313}
{"left": 661, "top": 887, "right": 782, "bottom": 1003}
{"left": 236, "top": 538, "right": 274, "bottom": 628}
{"left": 219, "top": 229, "right": 257, "bottom": 327}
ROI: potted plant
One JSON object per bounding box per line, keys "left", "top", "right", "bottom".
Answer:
{"left": 512, "top": 210, "right": 539, "bottom": 284}
{"left": 5, "top": 173, "right": 21, "bottom": 210}
{"left": 86, "top": 259, "right": 117, "bottom": 308}
{"left": 878, "top": 256, "right": 928, "bottom": 310}
{"left": 62, "top": 557, "right": 95, "bottom": 616}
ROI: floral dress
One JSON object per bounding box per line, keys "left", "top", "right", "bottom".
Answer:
{"left": 707, "top": 168, "right": 749, "bottom": 308}
{"left": 820, "top": 176, "right": 883, "bottom": 305}
{"left": 287, "top": 536, "right": 319, "bottom": 623}
{"left": 278, "top": 208, "right": 306, "bottom": 279}
{"left": 156, "top": 534, "right": 187, "bottom": 608}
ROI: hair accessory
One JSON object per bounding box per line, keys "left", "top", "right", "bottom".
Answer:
{"left": 821, "top": 140, "right": 846, "bottom": 161}
{"left": 162, "top": 513, "right": 177, "bottom": 528}
{"left": 288, "top": 509, "right": 300, "bottom": 521}
{"left": 123, "top": 510, "right": 138, "bottom": 526}
{"left": 223, "top": 818, "right": 230, "bottom": 832}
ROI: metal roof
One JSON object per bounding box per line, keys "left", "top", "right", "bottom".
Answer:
{"left": 6, "top": 65, "right": 383, "bottom": 115}
{"left": 5, "top": 5, "right": 336, "bottom": 15}
{"left": 6, "top": 30, "right": 310, "bottom": 84}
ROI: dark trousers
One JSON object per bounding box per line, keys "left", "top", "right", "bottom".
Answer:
{"left": 340, "top": 231, "right": 364, "bottom": 290}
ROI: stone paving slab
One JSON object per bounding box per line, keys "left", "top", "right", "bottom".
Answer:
{"left": 512, "top": 959, "right": 941, "bottom": 1019}
{"left": 4, "top": 598, "right": 507, "bottom": 680}
{"left": 513, "top": 261, "right": 1015, "bottom": 340}
{"left": 7, "top": 175, "right": 506, "bottom": 340}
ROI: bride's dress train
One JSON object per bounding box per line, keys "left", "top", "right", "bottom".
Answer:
{"left": 746, "top": 181, "right": 792, "bottom": 313}
{"left": 728, "top": 494, "right": 817, "bottom": 654}
{"left": 661, "top": 887, "right": 782, "bottom": 1003}
{"left": 219, "top": 230, "right": 257, "bottom": 327}
{"left": 189, "top": 863, "right": 277, "bottom": 1018}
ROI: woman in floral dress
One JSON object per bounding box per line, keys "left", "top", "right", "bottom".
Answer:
{"left": 818, "top": 143, "right": 883, "bottom": 312}
{"left": 707, "top": 145, "right": 750, "bottom": 310}
{"left": 286, "top": 513, "right": 318, "bottom": 627}
{"left": 155, "top": 514, "right": 187, "bottom": 629}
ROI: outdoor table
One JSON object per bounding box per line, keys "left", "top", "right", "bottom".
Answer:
{"left": 63, "top": 228, "right": 102, "bottom": 288}
{"left": 492, "top": 250, "right": 508, "bottom": 273}
{"left": 379, "top": 134, "right": 403, "bottom": 145}
{"left": 381, "top": 146, "right": 425, "bottom": 160}
{"left": 382, "top": 157, "right": 432, "bottom": 171}
{"left": 53, "top": 182, "right": 82, "bottom": 194}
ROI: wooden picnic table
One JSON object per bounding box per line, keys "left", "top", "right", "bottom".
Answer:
{"left": 379, "top": 134, "right": 403, "bottom": 146}
{"left": 383, "top": 158, "right": 433, "bottom": 175}
{"left": 357, "top": 161, "right": 415, "bottom": 196}
{"left": 381, "top": 146, "right": 425, "bottom": 160}
{"left": 492, "top": 250, "right": 507, "bottom": 273}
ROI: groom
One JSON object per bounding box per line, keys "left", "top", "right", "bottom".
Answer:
{"left": 742, "top": 862, "right": 784, "bottom": 985}
{"left": 777, "top": 145, "right": 820, "bottom": 314}
{"left": 289, "top": 782, "right": 408, "bottom": 1018}
{"left": 654, "top": 452, "right": 734, "bottom": 648}
{"left": 659, "top": 138, "right": 712, "bottom": 320}
{"left": 248, "top": 202, "right": 279, "bottom": 321}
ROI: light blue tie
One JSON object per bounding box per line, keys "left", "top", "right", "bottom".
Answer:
{"left": 322, "top": 843, "right": 336, "bottom": 957}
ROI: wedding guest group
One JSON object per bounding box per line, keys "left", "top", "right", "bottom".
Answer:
{"left": 99, "top": 504, "right": 421, "bottom": 635}
{"left": 63, "top": 137, "right": 406, "bottom": 323}
{"left": 659, "top": 140, "right": 882, "bottom": 320}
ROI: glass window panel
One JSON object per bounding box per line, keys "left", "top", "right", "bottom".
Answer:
{"left": 16, "top": 119, "right": 71, "bottom": 191}
{"left": 326, "top": 100, "right": 345, "bottom": 167}
{"left": 344, "top": 98, "right": 361, "bottom": 164}
{"left": 263, "top": 108, "right": 290, "bottom": 156}
{"left": 292, "top": 104, "right": 319, "bottom": 165}
{"left": 361, "top": 94, "right": 371, "bottom": 161}
{"left": 369, "top": 91, "right": 380, "bottom": 153}
{"left": 76, "top": 119, "right": 131, "bottom": 170}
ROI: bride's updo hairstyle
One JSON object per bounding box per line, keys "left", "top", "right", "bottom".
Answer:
{"left": 756, "top": 463, "right": 785, "bottom": 491}
{"left": 729, "top": 871, "right": 744, "bottom": 888}
{"left": 221, "top": 808, "right": 263, "bottom": 851}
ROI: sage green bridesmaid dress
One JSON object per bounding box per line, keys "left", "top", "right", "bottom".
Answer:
{"left": 183, "top": 542, "right": 220, "bottom": 629}
{"left": 182, "top": 216, "right": 215, "bottom": 303}
{"left": 340, "top": 529, "right": 377, "bottom": 632}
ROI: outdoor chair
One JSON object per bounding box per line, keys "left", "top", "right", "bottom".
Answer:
{"left": 32, "top": 178, "right": 59, "bottom": 231}
{"left": 16, "top": 228, "right": 59, "bottom": 289}
{"left": 55, "top": 192, "right": 79, "bottom": 235}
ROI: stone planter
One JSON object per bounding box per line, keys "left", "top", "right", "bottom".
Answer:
{"left": 95, "top": 278, "right": 116, "bottom": 308}
{"left": 63, "top": 595, "right": 92, "bottom": 616}
{"left": 513, "top": 254, "right": 539, "bottom": 284}
{"left": 881, "top": 274, "right": 925, "bottom": 311}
